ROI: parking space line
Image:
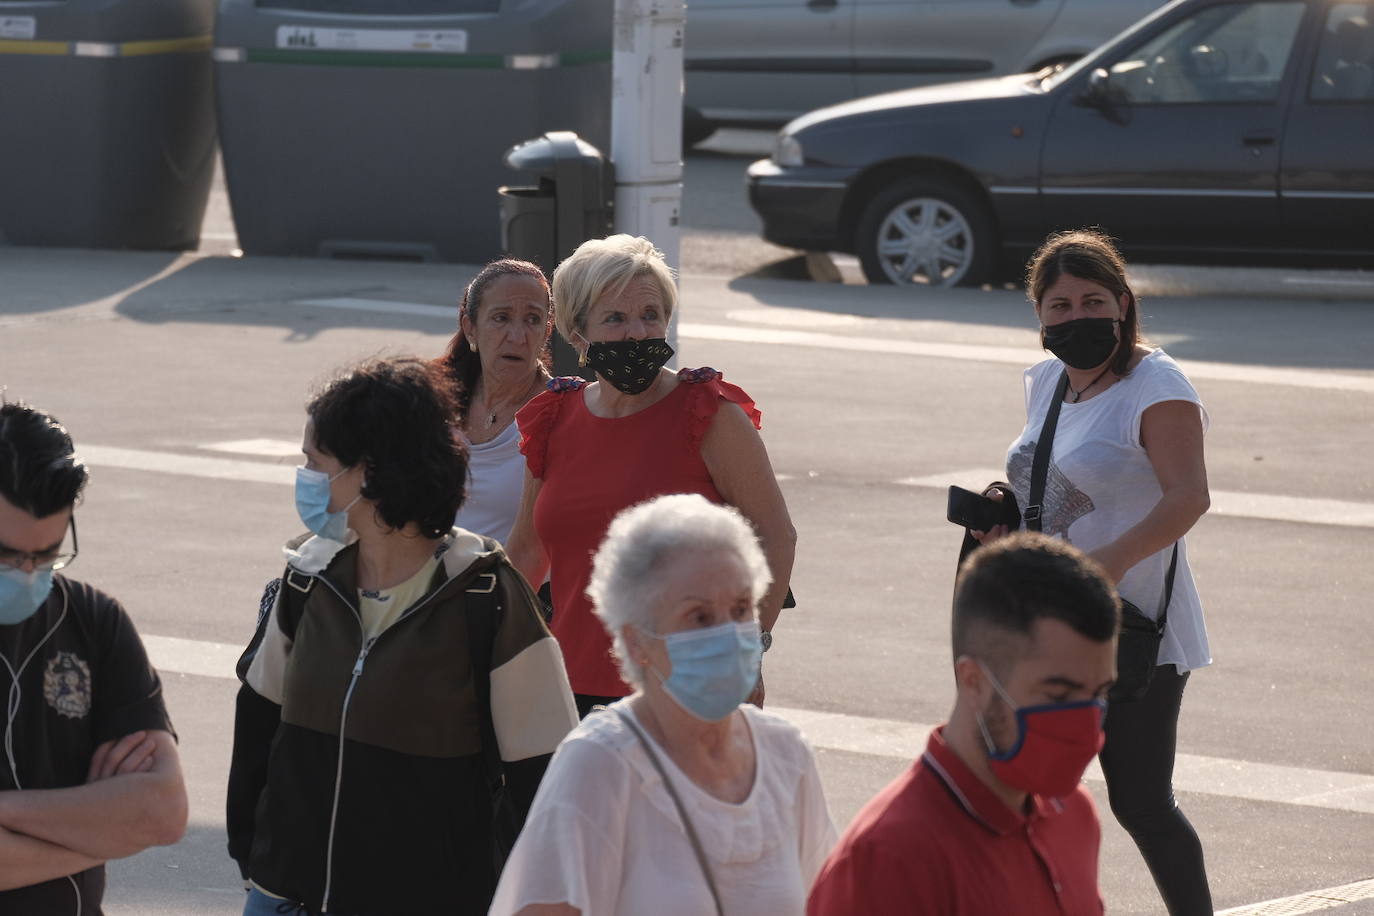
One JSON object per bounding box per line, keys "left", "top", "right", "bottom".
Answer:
{"left": 1216, "top": 878, "right": 1374, "bottom": 915}
{"left": 898, "top": 469, "right": 1374, "bottom": 530}
{"left": 144, "top": 634, "right": 1374, "bottom": 816}
{"left": 285, "top": 297, "right": 1374, "bottom": 394}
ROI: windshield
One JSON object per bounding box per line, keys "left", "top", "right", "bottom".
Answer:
{"left": 1040, "top": 0, "right": 1189, "bottom": 90}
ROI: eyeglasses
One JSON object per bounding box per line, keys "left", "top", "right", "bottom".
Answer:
{"left": 0, "top": 516, "right": 78, "bottom": 572}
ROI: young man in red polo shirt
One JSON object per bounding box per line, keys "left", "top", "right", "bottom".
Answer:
{"left": 808, "top": 533, "right": 1120, "bottom": 916}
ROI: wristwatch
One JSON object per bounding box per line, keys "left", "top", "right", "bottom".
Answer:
{"left": 760, "top": 630, "right": 773, "bottom": 653}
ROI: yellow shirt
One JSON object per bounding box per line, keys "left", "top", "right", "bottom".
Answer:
{"left": 358, "top": 555, "right": 440, "bottom": 640}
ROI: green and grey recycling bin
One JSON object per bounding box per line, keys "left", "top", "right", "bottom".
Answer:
{"left": 213, "top": 0, "right": 612, "bottom": 263}
{"left": 499, "top": 130, "right": 612, "bottom": 376}
{"left": 0, "top": 0, "right": 217, "bottom": 250}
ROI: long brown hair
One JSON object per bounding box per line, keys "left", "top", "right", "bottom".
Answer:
{"left": 436, "top": 259, "right": 551, "bottom": 423}
{"left": 1026, "top": 229, "right": 1141, "bottom": 377}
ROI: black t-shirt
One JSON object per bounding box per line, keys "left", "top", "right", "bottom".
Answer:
{"left": 0, "top": 575, "right": 173, "bottom": 916}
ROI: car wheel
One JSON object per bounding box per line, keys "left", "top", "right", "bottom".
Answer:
{"left": 855, "top": 177, "right": 996, "bottom": 287}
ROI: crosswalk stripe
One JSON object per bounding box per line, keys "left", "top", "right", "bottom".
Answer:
{"left": 1216, "top": 878, "right": 1374, "bottom": 915}
{"left": 286, "top": 297, "right": 1374, "bottom": 395}
{"left": 75, "top": 446, "right": 1374, "bottom": 531}
{"left": 899, "top": 469, "right": 1374, "bottom": 530}
{"left": 144, "top": 634, "right": 1374, "bottom": 817}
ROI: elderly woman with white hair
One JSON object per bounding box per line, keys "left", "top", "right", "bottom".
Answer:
{"left": 491, "top": 495, "right": 835, "bottom": 916}
{"left": 509, "top": 234, "right": 796, "bottom": 718}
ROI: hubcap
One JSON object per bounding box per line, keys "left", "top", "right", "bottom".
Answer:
{"left": 874, "top": 197, "right": 974, "bottom": 287}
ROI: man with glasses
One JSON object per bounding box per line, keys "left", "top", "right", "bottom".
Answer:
{"left": 0, "top": 401, "right": 186, "bottom": 914}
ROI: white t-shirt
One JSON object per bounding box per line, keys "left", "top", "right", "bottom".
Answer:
{"left": 489, "top": 701, "right": 838, "bottom": 916}
{"left": 454, "top": 422, "right": 524, "bottom": 547}
{"left": 1006, "top": 350, "right": 1212, "bottom": 673}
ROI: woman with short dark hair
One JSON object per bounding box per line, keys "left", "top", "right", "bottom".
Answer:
{"left": 973, "top": 230, "right": 1214, "bottom": 914}
{"left": 227, "top": 356, "right": 577, "bottom": 916}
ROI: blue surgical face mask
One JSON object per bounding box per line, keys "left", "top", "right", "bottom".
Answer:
{"left": 0, "top": 566, "right": 53, "bottom": 626}
{"left": 643, "top": 620, "right": 762, "bottom": 721}
{"left": 295, "top": 466, "right": 360, "bottom": 543}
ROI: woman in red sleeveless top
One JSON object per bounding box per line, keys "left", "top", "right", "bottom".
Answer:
{"left": 508, "top": 235, "right": 796, "bottom": 718}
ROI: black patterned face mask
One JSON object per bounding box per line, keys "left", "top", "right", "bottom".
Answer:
{"left": 585, "top": 338, "right": 675, "bottom": 395}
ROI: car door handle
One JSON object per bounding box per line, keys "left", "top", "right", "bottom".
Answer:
{"left": 807, "top": 0, "right": 837, "bottom": 10}
{"left": 1243, "top": 132, "right": 1276, "bottom": 147}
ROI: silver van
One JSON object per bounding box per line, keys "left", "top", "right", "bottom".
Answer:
{"left": 684, "top": 0, "right": 1169, "bottom": 142}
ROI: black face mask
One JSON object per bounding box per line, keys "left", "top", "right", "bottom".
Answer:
{"left": 1042, "top": 317, "right": 1119, "bottom": 370}
{"left": 585, "top": 338, "right": 675, "bottom": 394}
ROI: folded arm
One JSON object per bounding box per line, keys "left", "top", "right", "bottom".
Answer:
{"left": 0, "top": 825, "right": 103, "bottom": 892}
{"left": 0, "top": 730, "right": 186, "bottom": 861}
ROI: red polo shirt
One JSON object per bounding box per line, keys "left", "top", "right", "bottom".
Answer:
{"left": 807, "top": 726, "right": 1103, "bottom": 916}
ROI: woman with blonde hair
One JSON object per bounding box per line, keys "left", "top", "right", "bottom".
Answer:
{"left": 508, "top": 234, "right": 796, "bottom": 718}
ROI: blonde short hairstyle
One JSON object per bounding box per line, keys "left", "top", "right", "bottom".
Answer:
{"left": 587, "top": 494, "right": 771, "bottom": 689}
{"left": 551, "top": 234, "right": 678, "bottom": 342}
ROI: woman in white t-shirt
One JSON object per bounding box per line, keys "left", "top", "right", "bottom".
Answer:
{"left": 972, "top": 230, "right": 1213, "bottom": 915}
{"left": 490, "top": 494, "right": 836, "bottom": 916}
{"left": 436, "top": 260, "right": 552, "bottom": 546}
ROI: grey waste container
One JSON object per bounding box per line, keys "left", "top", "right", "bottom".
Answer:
{"left": 499, "top": 130, "right": 612, "bottom": 376}
{"left": 0, "top": 0, "right": 217, "bottom": 250}
{"left": 213, "top": 0, "right": 612, "bottom": 264}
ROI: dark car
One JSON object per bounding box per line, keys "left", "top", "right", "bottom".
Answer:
{"left": 747, "top": 0, "right": 1374, "bottom": 286}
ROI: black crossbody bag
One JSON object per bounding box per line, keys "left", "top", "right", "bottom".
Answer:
{"left": 1026, "top": 372, "right": 1177, "bottom": 703}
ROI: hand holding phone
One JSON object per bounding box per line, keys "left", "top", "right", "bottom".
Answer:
{"left": 946, "top": 485, "right": 1005, "bottom": 532}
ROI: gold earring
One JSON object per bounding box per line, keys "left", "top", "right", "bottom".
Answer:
{"left": 578, "top": 350, "right": 588, "bottom": 368}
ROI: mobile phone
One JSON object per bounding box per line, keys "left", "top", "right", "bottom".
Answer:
{"left": 946, "top": 485, "right": 1004, "bottom": 531}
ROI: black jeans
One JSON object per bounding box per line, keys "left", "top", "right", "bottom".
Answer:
{"left": 1100, "top": 666, "right": 1213, "bottom": 916}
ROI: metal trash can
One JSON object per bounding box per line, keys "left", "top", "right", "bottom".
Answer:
{"left": 213, "top": 0, "right": 612, "bottom": 264}
{"left": 0, "top": 0, "right": 217, "bottom": 250}
{"left": 499, "top": 130, "right": 612, "bottom": 376}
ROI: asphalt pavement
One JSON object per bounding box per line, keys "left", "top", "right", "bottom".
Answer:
{"left": 1, "top": 134, "right": 1373, "bottom": 915}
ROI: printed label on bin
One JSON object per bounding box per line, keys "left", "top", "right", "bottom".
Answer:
{"left": 0, "top": 17, "right": 36, "bottom": 40}
{"left": 275, "top": 26, "right": 468, "bottom": 54}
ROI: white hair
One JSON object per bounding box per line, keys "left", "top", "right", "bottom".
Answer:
{"left": 551, "top": 234, "right": 678, "bottom": 342}
{"left": 587, "top": 494, "right": 771, "bottom": 689}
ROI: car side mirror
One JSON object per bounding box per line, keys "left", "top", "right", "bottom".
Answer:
{"left": 1074, "top": 68, "right": 1112, "bottom": 108}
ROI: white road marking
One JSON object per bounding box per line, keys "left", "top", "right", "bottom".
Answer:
{"left": 679, "top": 323, "right": 1374, "bottom": 394}
{"left": 80, "top": 445, "right": 292, "bottom": 486}
{"left": 1216, "top": 878, "right": 1374, "bottom": 915}
{"left": 76, "top": 447, "right": 1374, "bottom": 530}
{"left": 201, "top": 439, "right": 303, "bottom": 458}
{"left": 288, "top": 297, "right": 1374, "bottom": 394}
{"left": 1283, "top": 276, "right": 1374, "bottom": 288}
{"left": 898, "top": 469, "right": 1374, "bottom": 530}
{"left": 296, "top": 296, "right": 453, "bottom": 320}
{"left": 144, "top": 634, "right": 1374, "bottom": 816}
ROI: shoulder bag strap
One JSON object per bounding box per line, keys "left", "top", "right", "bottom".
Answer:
{"left": 1156, "top": 543, "right": 1180, "bottom": 635}
{"left": 1026, "top": 371, "right": 1071, "bottom": 532}
{"left": 463, "top": 570, "right": 505, "bottom": 799}
{"left": 612, "top": 708, "right": 726, "bottom": 916}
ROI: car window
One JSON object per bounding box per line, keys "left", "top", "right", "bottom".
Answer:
{"left": 1107, "top": 1, "right": 1306, "bottom": 104}
{"left": 1310, "top": 3, "right": 1374, "bottom": 101}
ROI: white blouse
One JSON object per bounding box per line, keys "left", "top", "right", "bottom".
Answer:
{"left": 455, "top": 421, "right": 525, "bottom": 547}
{"left": 1006, "top": 349, "right": 1212, "bottom": 672}
{"left": 489, "top": 701, "right": 837, "bottom": 916}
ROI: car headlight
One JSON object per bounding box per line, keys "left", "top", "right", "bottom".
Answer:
{"left": 774, "top": 133, "right": 803, "bottom": 167}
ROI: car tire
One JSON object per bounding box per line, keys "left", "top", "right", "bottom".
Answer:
{"left": 683, "top": 118, "right": 717, "bottom": 149}
{"left": 855, "top": 177, "right": 997, "bottom": 288}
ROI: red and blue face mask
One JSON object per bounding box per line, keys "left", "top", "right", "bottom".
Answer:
{"left": 976, "top": 662, "right": 1106, "bottom": 799}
